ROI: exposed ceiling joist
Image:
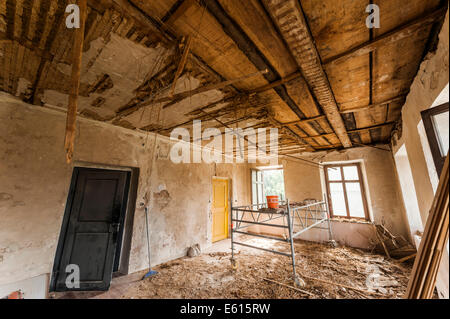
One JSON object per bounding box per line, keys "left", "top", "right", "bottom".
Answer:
{"left": 162, "top": 0, "right": 196, "bottom": 24}
{"left": 114, "top": 0, "right": 236, "bottom": 92}
{"left": 340, "top": 95, "right": 406, "bottom": 114}
{"left": 323, "top": 6, "right": 448, "bottom": 66}
{"left": 112, "top": 0, "right": 173, "bottom": 45}
{"left": 282, "top": 115, "right": 327, "bottom": 126}
{"left": 267, "top": 116, "right": 316, "bottom": 151}
{"left": 202, "top": 0, "right": 308, "bottom": 120}
{"left": 115, "top": 69, "right": 268, "bottom": 119}
{"left": 300, "top": 121, "right": 395, "bottom": 140}
{"left": 263, "top": 0, "right": 353, "bottom": 148}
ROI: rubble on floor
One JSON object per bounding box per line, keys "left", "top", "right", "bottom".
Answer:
{"left": 370, "top": 223, "right": 417, "bottom": 260}
{"left": 121, "top": 237, "right": 413, "bottom": 299}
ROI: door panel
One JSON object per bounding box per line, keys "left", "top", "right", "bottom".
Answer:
{"left": 53, "top": 168, "right": 130, "bottom": 291}
{"left": 212, "top": 179, "right": 229, "bottom": 242}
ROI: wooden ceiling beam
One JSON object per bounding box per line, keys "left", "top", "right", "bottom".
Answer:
{"left": 281, "top": 114, "right": 327, "bottom": 126}
{"left": 162, "top": 0, "right": 196, "bottom": 24}
{"left": 5, "top": 0, "right": 16, "bottom": 40}
{"left": 301, "top": 121, "right": 395, "bottom": 140}
{"left": 267, "top": 116, "right": 316, "bottom": 151}
{"left": 323, "top": 6, "right": 448, "bottom": 66}
{"left": 112, "top": 0, "right": 173, "bottom": 45}
{"left": 249, "top": 71, "right": 302, "bottom": 94}
{"left": 122, "top": 0, "right": 240, "bottom": 94}
{"left": 263, "top": 0, "right": 353, "bottom": 148}
{"left": 202, "top": 0, "right": 307, "bottom": 120}
{"left": 31, "top": 0, "right": 69, "bottom": 105}
{"left": 340, "top": 95, "right": 407, "bottom": 114}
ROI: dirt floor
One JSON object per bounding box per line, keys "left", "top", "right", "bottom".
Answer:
{"left": 120, "top": 236, "right": 413, "bottom": 299}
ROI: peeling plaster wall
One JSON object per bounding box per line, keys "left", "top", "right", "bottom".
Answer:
{"left": 0, "top": 93, "right": 250, "bottom": 298}
{"left": 390, "top": 11, "right": 449, "bottom": 299}
{"left": 391, "top": 11, "right": 449, "bottom": 225}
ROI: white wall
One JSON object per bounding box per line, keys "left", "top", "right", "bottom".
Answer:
{"left": 391, "top": 10, "right": 449, "bottom": 299}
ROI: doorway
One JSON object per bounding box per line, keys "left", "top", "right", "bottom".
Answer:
{"left": 212, "top": 178, "right": 229, "bottom": 243}
{"left": 50, "top": 167, "right": 132, "bottom": 291}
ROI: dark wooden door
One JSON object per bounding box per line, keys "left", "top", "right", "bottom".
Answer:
{"left": 53, "top": 168, "right": 130, "bottom": 291}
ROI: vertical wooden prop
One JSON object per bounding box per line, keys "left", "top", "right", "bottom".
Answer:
{"left": 405, "top": 154, "right": 449, "bottom": 298}
{"left": 64, "top": 0, "right": 88, "bottom": 163}
{"left": 169, "top": 35, "right": 192, "bottom": 98}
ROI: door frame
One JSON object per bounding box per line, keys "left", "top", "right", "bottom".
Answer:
{"left": 211, "top": 177, "right": 231, "bottom": 243}
{"left": 49, "top": 163, "right": 139, "bottom": 292}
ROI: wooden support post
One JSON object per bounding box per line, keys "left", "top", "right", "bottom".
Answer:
{"left": 169, "top": 35, "right": 192, "bottom": 98}
{"left": 372, "top": 223, "right": 391, "bottom": 259}
{"left": 64, "top": 0, "right": 88, "bottom": 163}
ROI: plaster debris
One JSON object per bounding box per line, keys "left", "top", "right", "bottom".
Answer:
{"left": 120, "top": 236, "right": 415, "bottom": 299}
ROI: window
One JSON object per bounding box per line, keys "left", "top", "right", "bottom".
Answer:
{"left": 421, "top": 102, "right": 449, "bottom": 177}
{"left": 262, "top": 169, "right": 285, "bottom": 201}
{"left": 251, "top": 168, "right": 286, "bottom": 206}
{"left": 324, "top": 163, "right": 369, "bottom": 220}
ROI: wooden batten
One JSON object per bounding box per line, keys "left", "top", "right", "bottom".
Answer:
{"left": 64, "top": 0, "right": 88, "bottom": 163}
{"left": 405, "top": 154, "right": 449, "bottom": 299}
{"left": 169, "top": 35, "right": 192, "bottom": 98}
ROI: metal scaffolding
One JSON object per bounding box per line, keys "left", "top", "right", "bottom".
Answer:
{"left": 230, "top": 198, "right": 335, "bottom": 286}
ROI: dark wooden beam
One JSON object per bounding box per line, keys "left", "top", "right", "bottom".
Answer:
{"left": 113, "top": 0, "right": 173, "bottom": 45}
{"left": 162, "top": 0, "right": 196, "bottom": 24}
{"left": 249, "top": 71, "right": 302, "bottom": 93}
{"left": 31, "top": 0, "right": 51, "bottom": 47}
{"left": 282, "top": 115, "right": 327, "bottom": 126}
{"left": 264, "top": 0, "right": 352, "bottom": 147}
{"left": 20, "top": 0, "right": 33, "bottom": 41}
{"left": 323, "top": 6, "right": 448, "bottom": 66}
{"left": 5, "top": 0, "right": 16, "bottom": 40}
{"left": 30, "top": 0, "right": 68, "bottom": 105}
{"left": 202, "top": 0, "right": 307, "bottom": 119}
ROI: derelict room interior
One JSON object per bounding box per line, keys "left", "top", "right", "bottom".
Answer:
{"left": 0, "top": 0, "right": 449, "bottom": 300}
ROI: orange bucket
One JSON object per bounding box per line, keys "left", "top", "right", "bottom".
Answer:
{"left": 266, "top": 195, "right": 279, "bottom": 209}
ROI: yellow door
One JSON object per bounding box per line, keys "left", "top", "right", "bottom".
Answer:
{"left": 212, "top": 178, "right": 229, "bottom": 242}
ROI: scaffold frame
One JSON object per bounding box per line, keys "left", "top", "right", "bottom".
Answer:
{"left": 230, "top": 197, "right": 335, "bottom": 286}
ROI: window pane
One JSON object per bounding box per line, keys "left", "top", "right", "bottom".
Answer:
{"left": 432, "top": 111, "right": 449, "bottom": 157}
{"left": 327, "top": 167, "right": 342, "bottom": 181}
{"left": 329, "top": 183, "right": 347, "bottom": 216}
{"left": 343, "top": 166, "right": 359, "bottom": 180}
{"left": 345, "top": 182, "right": 365, "bottom": 218}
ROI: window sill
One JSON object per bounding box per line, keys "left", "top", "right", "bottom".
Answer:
{"left": 330, "top": 217, "right": 371, "bottom": 225}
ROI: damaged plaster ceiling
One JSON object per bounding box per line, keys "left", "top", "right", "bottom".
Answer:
{"left": 0, "top": 0, "right": 447, "bottom": 154}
